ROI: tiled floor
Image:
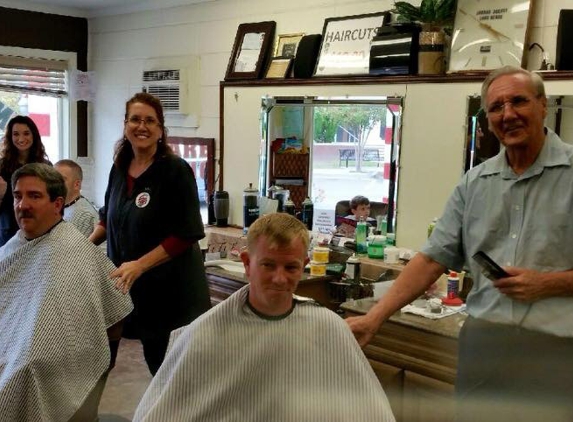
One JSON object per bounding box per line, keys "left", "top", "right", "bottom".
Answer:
{"left": 98, "top": 339, "right": 152, "bottom": 422}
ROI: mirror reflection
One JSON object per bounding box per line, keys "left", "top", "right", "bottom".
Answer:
{"left": 260, "top": 96, "right": 403, "bottom": 237}
{"left": 465, "top": 95, "right": 573, "bottom": 172}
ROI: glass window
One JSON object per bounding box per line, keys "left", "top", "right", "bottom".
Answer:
{"left": 0, "top": 91, "right": 66, "bottom": 163}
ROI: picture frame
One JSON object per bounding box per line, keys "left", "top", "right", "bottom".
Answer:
{"left": 265, "top": 57, "right": 294, "bottom": 79}
{"left": 274, "top": 32, "right": 305, "bottom": 58}
{"left": 448, "top": 0, "right": 532, "bottom": 73}
{"left": 314, "top": 12, "right": 390, "bottom": 77}
{"left": 225, "top": 21, "right": 276, "bottom": 81}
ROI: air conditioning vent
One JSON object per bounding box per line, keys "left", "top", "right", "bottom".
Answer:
{"left": 142, "top": 68, "right": 188, "bottom": 114}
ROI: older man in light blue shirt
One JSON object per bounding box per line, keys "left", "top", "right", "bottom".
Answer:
{"left": 347, "top": 66, "right": 573, "bottom": 422}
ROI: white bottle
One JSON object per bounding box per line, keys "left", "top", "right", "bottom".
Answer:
{"left": 345, "top": 253, "right": 361, "bottom": 282}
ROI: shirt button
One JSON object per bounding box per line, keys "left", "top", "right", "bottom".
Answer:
{"left": 515, "top": 205, "right": 520, "bottom": 210}
{"left": 511, "top": 233, "right": 517, "bottom": 239}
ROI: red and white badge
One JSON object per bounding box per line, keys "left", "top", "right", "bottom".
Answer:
{"left": 135, "top": 192, "right": 151, "bottom": 208}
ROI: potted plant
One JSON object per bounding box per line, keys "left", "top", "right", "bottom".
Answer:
{"left": 392, "top": 0, "right": 456, "bottom": 74}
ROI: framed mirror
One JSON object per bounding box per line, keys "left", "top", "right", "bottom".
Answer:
{"left": 225, "top": 21, "right": 276, "bottom": 80}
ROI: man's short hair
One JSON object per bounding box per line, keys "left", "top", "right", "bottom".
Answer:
{"left": 12, "top": 163, "right": 67, "bottom": 202}
{"left": 481, "top": 66, "right": 546, "bottom": 110}
{"left": 350, "top": 195, "right": 370, "bottom": 210}
{"left": 55, "top": 159, "right": 83, "bottom": 182}
{"left": 247, "top": 213, "right": 309, "bottom": 252}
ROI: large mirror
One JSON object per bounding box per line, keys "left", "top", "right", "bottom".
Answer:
{"left": 260, "top": 96, "right": 403, "bottom": 236}
{"left": 464, "top": 95, "right": 573, "bottom": 172}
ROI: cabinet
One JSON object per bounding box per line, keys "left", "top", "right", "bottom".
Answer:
{"left": 268, "top": 152, "right": 309, "bottom": 209}
{"left": 344, "top": 304, "right": 462, "bottom": 422}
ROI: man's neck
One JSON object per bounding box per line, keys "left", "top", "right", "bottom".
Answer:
{"left": 506, "top": 134, "right": 546, "bottom": 175}
{"left": 65, "top": 194, "right": 82, "bottom": 207}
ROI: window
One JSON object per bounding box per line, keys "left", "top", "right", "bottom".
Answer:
{"left": 261, "top": 96, "right": 403, "bottom": 234}
{"left": 0, "top": 51, "right": 73, "bottom": 162}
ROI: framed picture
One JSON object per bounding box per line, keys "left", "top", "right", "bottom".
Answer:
{"left": 265, "top": 57, "right": 294, "bottom": 79}
{"left": 274, "top": 33, "right": 305, "bottom": 58}
{"left": 448, "top": 0, "right": 532, "bottom": 72}
{"left": 225, "top": 21, "right": 276, "bottom": 80}
{"left": 315, "top": 12, "right": 389, "bottom": 76}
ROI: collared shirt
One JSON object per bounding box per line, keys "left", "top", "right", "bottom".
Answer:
{"left": 63, "top": 195, "right": 99, "bottom": 238}
{"left": 422, "top": 128, "right": 573, "bottom": 337}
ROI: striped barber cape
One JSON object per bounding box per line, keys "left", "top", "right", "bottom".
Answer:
{"left": 134, "top": 285, "right": 395, "bottom": 422}
{"left": 0, "top": 222, "right": 133, "bottom": 422}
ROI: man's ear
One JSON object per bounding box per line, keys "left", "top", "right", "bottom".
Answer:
{"left": 73, "top": 179, "right": 81, "bottom": 191}
{"left": 240, "top": 250, "right": 251, "bottom": 276}
{"left": 54, "top": 196, "right": 65, "bottom": 214}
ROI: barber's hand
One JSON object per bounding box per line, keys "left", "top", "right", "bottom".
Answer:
{"left": 346, "top": 315, "right": 379, "bottom": 348}
{"left": 0, "top": 176, "right": 7, "bottom": 200}
{"left": 111, "top": 261, "right": 145, "bottom": 294}
{"left": 493, "top": 267, "right": 547, "bottom": 302}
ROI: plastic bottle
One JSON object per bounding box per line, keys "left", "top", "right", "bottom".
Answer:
{"left": 441, "top": 270, "right": 463, "bottom": 306}
{"left": 377, "top": 215, "right": 388, "bottom": 235}
{"left": 301, "top": 197, "right": 314, "bottom": 230}
{"left": 386, "top": 232, "right": 396, "bottom": 246}
{"left": 428, "top": 217, "right": 438, "bottom": 238}
{"left": 355, "top": 216, "right": 368, "bottom": 256}
{"left": 345, "top": 253, "right": 361, "bottom": 283}
{"left": 243, "top": 183, "right": 259, "bottom": 234}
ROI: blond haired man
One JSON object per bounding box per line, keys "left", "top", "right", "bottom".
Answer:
{"left": 135, "top": 213, "right": 395, "bottom": 422}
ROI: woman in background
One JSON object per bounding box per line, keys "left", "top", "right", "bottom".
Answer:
{"left": 90, "top": 93, "right": 211, "bottom": 375}
{"left": 0, "top": 115, "right": 50, "bottom": 246}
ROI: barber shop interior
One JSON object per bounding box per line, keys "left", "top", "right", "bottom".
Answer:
{"left": 2, "top": 0, "right": 573, "bottom": 421}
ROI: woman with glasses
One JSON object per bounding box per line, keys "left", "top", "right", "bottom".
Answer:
{"left": 0, "top": 115, "right": 50, "bottom": 246}
{"left": 89, "top": 92, "right": 211, "bottom": 375}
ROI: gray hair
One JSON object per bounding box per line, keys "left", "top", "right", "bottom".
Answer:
{"left": 12, "top": 163, "right": 67, "bottom": 202}
{"left": 481, "top": 66, "right": 546, "bottom": 110}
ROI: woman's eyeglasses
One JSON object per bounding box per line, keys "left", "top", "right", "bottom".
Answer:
{"left": 126, "top": 116, "right": 160, "bottom": 127}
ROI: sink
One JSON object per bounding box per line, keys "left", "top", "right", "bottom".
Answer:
{"left": 360, "top": 265, "right": 401, "bottom": 283}
{"left": 204, "top": 259, "right": 246, "bottom": 275}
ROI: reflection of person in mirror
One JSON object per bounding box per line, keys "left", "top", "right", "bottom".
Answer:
{"left": 348, "top": 66, "right": 573, "bottom": 422}
{"left": 134, "top": 213, "right": 395, "bottom": 422}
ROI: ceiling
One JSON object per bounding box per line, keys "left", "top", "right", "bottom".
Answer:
{"left": 0, "top": 0, "right": 213, "bottom": 17}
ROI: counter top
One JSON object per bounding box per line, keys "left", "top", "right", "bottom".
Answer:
{"left": 205, "top": 265, "right": 338, "bottom": 285}
{"left": 341, "top": 297, "right": 466, "bottom": 339}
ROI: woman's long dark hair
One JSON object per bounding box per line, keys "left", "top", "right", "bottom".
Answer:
{"left": 0, "top": 115, "right": 49, "bottom": 175}
{"left": 114, "top": 92, "right": 173, "bottom": 171}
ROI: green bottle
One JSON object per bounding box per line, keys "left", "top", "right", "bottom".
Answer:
{"left": 356, "top": 216, "right": 368, "bottom": 256}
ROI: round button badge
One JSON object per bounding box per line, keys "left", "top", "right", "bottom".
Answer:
{"left": 135, "top": 192, "right": 151, "bottom": 208}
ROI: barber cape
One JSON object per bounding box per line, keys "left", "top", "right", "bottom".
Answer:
{"left": 134, "top": 285, "right": 395, "bottom": 422}
{"left": 0, "top": 221, "right": 133, "bottom": 422}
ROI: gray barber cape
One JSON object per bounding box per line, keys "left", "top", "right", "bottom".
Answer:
{"left": 0, "top": 221, "right": 133, "bottom": 422}
{"left": 134, "top": 285, "right": 395, "bottom": 422}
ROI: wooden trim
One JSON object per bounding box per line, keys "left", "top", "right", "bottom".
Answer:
{"left": 218, "top": 83, "right": 225, "bottom": 191}
{"left": 221, "top": 70, "right": 573, "bottom": 87}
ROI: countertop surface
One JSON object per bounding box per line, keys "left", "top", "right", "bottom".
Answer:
{"left": 341, "top": 297, "right": 467, "bottom": 339}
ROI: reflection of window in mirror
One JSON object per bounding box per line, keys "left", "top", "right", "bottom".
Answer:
{"left": 465, "top": 96, "right": 500, "bottom": 172}
{"left": 465, "top": 95, "right": 573, "bottom": 172}
{"left": 260, "top": 96, "right": 402, "bottom": 235}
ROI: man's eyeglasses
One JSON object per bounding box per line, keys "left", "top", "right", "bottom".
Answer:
{"left": 126, "top": 116, "right": 160, "bottom": 127}
{"left": 486, "top": 95, "right": 539, "bottom": 116}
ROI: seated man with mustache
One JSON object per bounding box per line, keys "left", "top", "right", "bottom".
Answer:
{"left": 0, "top": 163, "right": 133, "bottom": 422}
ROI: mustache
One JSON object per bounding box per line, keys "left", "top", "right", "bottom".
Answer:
{"left": 18, "top": 211, "right": 34, "bottom": 219}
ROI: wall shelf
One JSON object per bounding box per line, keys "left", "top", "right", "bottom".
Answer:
{"left": 221, "top": 70, "right": 573, "bottom": 88}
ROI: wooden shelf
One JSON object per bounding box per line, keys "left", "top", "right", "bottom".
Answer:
{"left": 221, "top": 70, "right": 573, "bottom": 88}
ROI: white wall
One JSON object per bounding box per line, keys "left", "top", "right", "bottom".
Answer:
{"left": 86, "top": 0, "right": 573, "bottom": 248}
